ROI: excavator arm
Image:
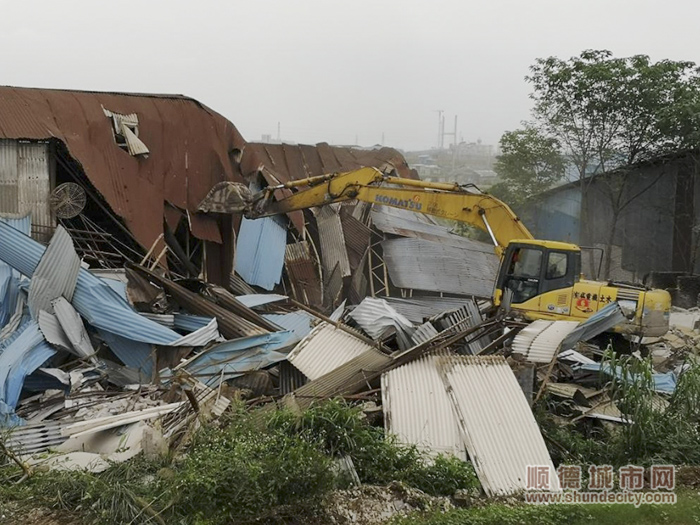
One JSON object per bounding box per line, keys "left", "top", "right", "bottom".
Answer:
{"left": 247, "top": 167, "right": 533, "bottom": 254}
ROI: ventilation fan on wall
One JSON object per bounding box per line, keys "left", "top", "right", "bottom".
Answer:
{"left": 50, "top": 182, "right": 87, "bottom": 219}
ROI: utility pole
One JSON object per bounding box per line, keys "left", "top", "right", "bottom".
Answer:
{"left": 276, "top": 122, "right": 281, "bottom": 142}
{"left": 434, "top": 110, "right": 444, "bottom": 149}
{"left": 381, "top": 132, "right": 385, "bottom": 145}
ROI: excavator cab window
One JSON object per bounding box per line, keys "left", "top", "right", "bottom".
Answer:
{"left": 503, "top": 247, "right": 542, "bottom": 304}
{"left": 497, "top": 244, "right": 581, "bottom": 305}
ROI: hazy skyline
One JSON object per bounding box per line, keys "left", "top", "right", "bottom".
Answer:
{"left": 2, "top": 1, "right": 699, "bottom": 151}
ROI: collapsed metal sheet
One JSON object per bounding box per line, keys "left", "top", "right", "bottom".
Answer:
{"left": 52, "top": 297, "right": 95, "bottom": 360}
{"left": 382, "top": 354, "right": 465, "bottom": 459}
{"left": 383, "top": 296, "right": 487, "bottom": 324}
{"left": 97, "top": 329, "right": 154, "bottom": 379}
{"left": 381, "top": 238, "right": 498, "bottom": 298}
{"left": 235, "top": 216, "right": 286, "bottom": 291}
{"left": 236, "top": 294, "right": 288, "bottom": 308}
{"left": 436, "top": 355, "right": 559, "bottom": 496}
{"left": 131, "top": 265, "right": 267, "bottom": 339}
{"left": 349, "top": 297, "right": 415, "bottom": 350}
{"left": 262, "top": 311, "right": 314, "bottom": 340}
{"left": 512, "top": 320, "right": 580, "bottom": 363}
{"left": 315, "top": 205, "right": 351, "bottom": 278}
{"left": 173, "top": 313, "right": 215, "bottom": 333}
{"left": 411, "top": 322, "right": 439, "bottom": 345}
{"left": 282, "top": 345, "right": 392, "bottom": 412}
{"left": 0, "top": 221, "right": 184, "bottom": 345}
{"left": 0, "top": 321, "right": 56, "bottom": 415}
{"left": 287, "top": 322, "right": 381, "bottom": 380}
{"left": 175, "top": 331, "right": 298, "bottom": 387}
{"left": 559, "top": 302, "right": 626, "bottom": 351}
{"left": 285, "top": 241, "right": 323, "bottom": 307}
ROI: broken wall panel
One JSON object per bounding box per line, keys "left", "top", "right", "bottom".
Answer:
{"left": 382, "top": 355, "right": 465, "bottom": 459}
{"left": 436, "top": 355, "right": 559, "bottom": 496}
{"left": 512, "top": 320, "right": 580, "bottom": 363}
{"left": 285, "top": 241, "right": 323, "bottom": 307}
{"left": 27, "top": 226, "right": 80, "bottom": 319}
{"left": 0, "top": 140, "right": 53, "bottom": 239}
{"left": 382, "top": 238, "right": 498, "bottom": 298}
{"left": 287, "top": 322, "right": 381, "bottom": 380}
{"left": 315, "top": 205, "right": 351, "bottom": 278}
{"left": 235, "top": 216, "right": 287, "bottom": 291}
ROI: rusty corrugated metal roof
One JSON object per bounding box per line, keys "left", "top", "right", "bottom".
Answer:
{"left": 242, "top": 142, "right": 418, "bottom": 183}
{"left": 0, "top": 86, "right": 246, "bottom": 251}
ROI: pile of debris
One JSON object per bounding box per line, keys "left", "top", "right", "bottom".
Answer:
{"left": 2, "top": 205, "right": 698, "bottom": 498}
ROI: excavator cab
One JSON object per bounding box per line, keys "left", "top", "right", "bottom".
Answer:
{"left": 496, "top": 240, "right": 581, "bottom": 307}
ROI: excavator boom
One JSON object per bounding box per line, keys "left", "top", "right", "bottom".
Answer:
{"left": 249, "top": 167, "right": 533, "bottom": 255}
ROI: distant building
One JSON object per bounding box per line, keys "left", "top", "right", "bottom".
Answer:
{"left": 521, "top": 151, "right": 699, "bottom": 281}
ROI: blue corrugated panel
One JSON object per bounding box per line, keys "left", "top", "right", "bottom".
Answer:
{"left": 0, "top": 320, "right": 55, "bottom": 412}
{"left": 234, "top": 217, "right": 286, "bottom": 291}
{"left": 0, "top": 214, "right": 31, "bottom": 236}
{"left": 0, "top": 265, "right": 20, "bottom": 328}
{"left": 262, "top": 312, "right": 313, "bottom": 339}
{"left": 173, "top": 313, "right": 215, "bottom": 333}
{"left": 182, "top": 330, "right": 298, "bottom": 386}
{"left": 0, "top": 215, "right": 30, "bottom": 329}
{"left": 97, "top": 329, "right": 155, "bottom": 379}
{"left": 0, "top": 221, "right": 182, "bottom": 344}
{"left": 236, "top": 294, "right": 288, "bottom": 308}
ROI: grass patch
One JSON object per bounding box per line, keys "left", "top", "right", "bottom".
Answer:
{"left": 0, "top": 399, "right": 479, "bottom": 524}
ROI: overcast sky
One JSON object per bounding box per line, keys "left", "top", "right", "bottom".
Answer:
{"left": 2, "top": 1, "right": 699, "bottom": 151}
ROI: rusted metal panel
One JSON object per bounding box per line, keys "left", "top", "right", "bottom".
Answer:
{"left": 340, "top": 208, "right": 372, "bottom": 271}
{"left": 285, "top": 241, "right": 323, "bottom": 307}
{"left": 436, "top": 355, "right": 559, "bottom": 496}
{"left": 0, "top": 86, "right": 247, "bottom": 256}
{"left": 129, "top": 264, "right": 268, "bottom": 339}
{"left": 242, "top": 142, "right": 418, "bottom": 182}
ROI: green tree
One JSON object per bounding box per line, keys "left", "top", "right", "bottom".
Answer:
{"left": 527, "top": 50, "right": 700, "bottom": 277}
{"left": 490, "top": 127, "right": 565, "bottom": 210}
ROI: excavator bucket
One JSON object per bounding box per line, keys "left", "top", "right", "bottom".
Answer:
{"left": 197, "top": 182, "right": 253, "bottom": 214}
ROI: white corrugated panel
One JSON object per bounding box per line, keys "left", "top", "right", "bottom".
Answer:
{"left": 349, "top": 297, "right": 415, "bottom": 349}
{"left": 287, "top": 322, "right": 379, "bottom": 380}
{"left": 0, "top": 140, "right": 19, "bottom": 215}
{"left": 284, "top": 347, "right": 392, "bottom": 411}
{"left": 382, "top": 355, "right": 465, "bottom": 459}
{"left": 437, "top": 356, "right": 559, "bottom": 496}
{"left": 512, "top": 320, "right": 580, "bottom": 363}
{"left": 411, "top": 322, "right": 439, "bottom": 345}
{"left": 17, "top": 142, "right": 52, "bottom": 237}
{"left": 382, "top": 238, "right": 499, "bottom": 298}
{"left": 315, "top": 205, "right": 351, "bottom": 278}
{"left": 27, "top": 225, "right": 80, "bottom": 319}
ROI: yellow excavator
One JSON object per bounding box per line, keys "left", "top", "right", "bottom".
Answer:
{"left": 242, "top": 167, "right": 671, "bottom": 337}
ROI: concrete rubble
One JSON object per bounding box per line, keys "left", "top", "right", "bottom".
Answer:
{"left": 1, "top": 196, "right": 699, "bottom": 500}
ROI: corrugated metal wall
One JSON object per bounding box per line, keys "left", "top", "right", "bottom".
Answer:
{"left": 0, "top": 140, "right": 52, "bottom": 238}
